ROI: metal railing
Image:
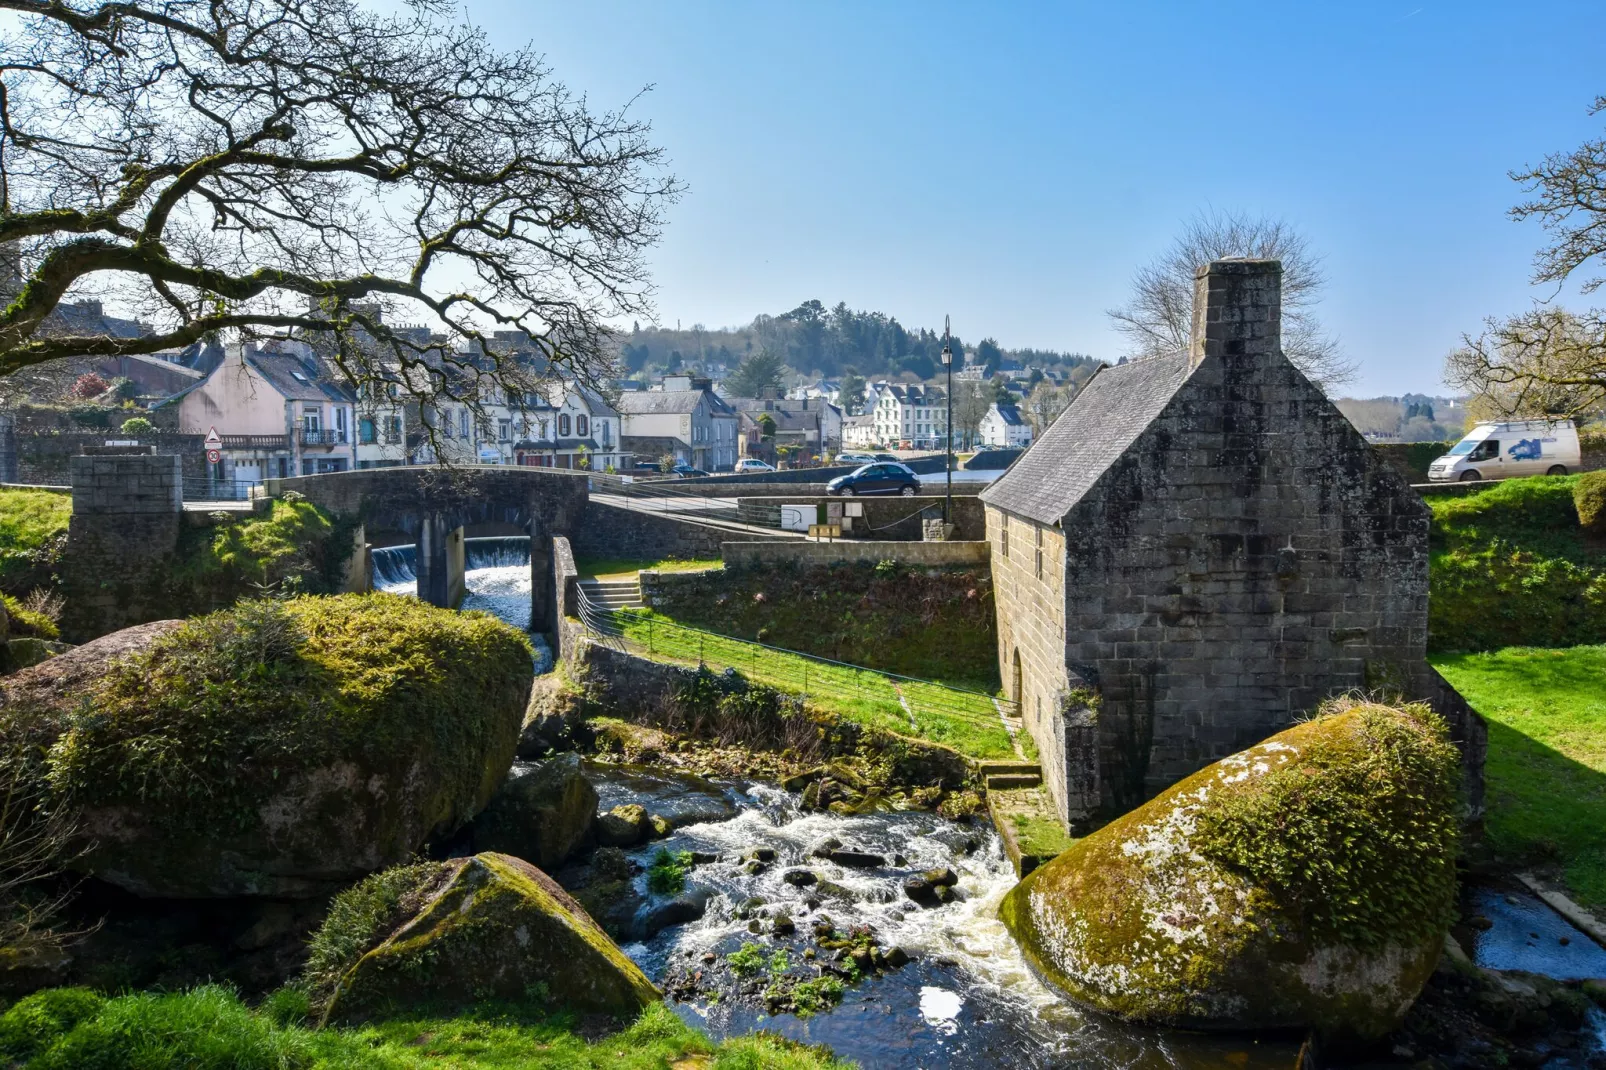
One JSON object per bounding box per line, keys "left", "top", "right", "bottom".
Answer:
{"left": 300, "top": 429, "right": 348, "bottom": 446}
{"left": 572, "top": 583, "right": 1022, "bottom": 758}
{"left": 182, "top": 477, "right": 260, "bottom": 502}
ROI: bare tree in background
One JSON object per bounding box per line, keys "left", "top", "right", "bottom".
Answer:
{"left": 1107, "top": 211, "right": 1355, "bottom": 389}
{"left": 1442, "top": 96, "right": 1606, "bottom": 420}
{"left": 0, "top": 0, "right": 679, "bottom": 417}
{"left": 950, "top": 380, "right": 991, "bottom": 449}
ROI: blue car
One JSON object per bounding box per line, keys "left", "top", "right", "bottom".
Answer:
{"left": 826, "top": 462, "right": 921, "bottom": 497}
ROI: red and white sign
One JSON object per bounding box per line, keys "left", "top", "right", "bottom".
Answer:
{"left": 203, "top": 426, "right": 223, "bottom": 451}
{"left": 206, "top": 449, "right": 222, "bottom": 464}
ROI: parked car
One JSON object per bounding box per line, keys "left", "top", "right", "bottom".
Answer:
{"left": 670, "top": 463, "right": 710, "bottom": 478}
{"left": 1428, "top": 420, "right": 1580, "bottom": 482}
{"left": 835, "top": 451, "right": 878, "bottom": 466}
{"left": 734, "top": 458, "right": 776, "bottom": 473}
{"left": 826, "top": 462, "right": 921, "bottom": 497}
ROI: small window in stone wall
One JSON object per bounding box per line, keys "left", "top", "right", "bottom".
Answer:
{"left": 1000, "top": 516, "right": 1009, "bottom": 559}
{"left": 1035, "top": 527, "right": 1044, "bottom": 581}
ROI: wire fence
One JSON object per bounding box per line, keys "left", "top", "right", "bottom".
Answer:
{"left": 573, "top": 583, "right": 1023, "bottom": 761}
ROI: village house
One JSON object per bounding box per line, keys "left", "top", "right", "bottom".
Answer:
{"left": 841, "top": 413, "right": 878, "bottom": 450}
{"left": 617, "top": 375, "right": 738, "bottom": 471}
{"left": 978, "top": 401, "right": 1032, "bottom": 448}
{"left": 979, "top": 259, "right": 1483, "bottom": 829}
{"left": 726, "top": 395, "right": 843, "bottom": 462}
{"left": 167, "top": 342, "right": 356, "bottom": 482}
{"left": 870, "top": 381, "right": 948, "bottom": 449}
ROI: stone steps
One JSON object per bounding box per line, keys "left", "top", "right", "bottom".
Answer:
{"left": 984, "top": 772, "right": 1043, "bottom": 791}
{"left": 578, "top": 578, "right": 643, "bottom": 610}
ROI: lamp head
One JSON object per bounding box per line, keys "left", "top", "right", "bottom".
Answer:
{"left": 941, "top": 314, "right": 952, "bottom": 366}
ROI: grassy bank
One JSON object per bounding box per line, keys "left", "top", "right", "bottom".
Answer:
{"left": 1432, "top": 644, "right": 1606, "bottom": 908}
{"left": 0, "top": 986, "right": 849, "bottom": 1069}
{"left": 0, "top": 487, "right": 70, "bottom": 590}
{"left": 1427, "top": 476, "right": 1606, "bottom": 652}
{"left": 614, "top": 608, "right": 1018, "bottom": 761}
{"left": 576, "top": 557, "right": 722, "bottom": 580}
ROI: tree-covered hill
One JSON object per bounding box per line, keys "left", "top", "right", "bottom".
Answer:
{"left": 618, "top": 299, "right": 1098, "bottom": 381}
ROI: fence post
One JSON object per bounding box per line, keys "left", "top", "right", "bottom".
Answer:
{"left": 648, "top": 615, "right": 653, "bottom": 653}
{"left": 699, "top": 634, "right": 705, "bottom": 666}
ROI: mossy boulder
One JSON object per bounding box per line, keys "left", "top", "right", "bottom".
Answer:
{"left": 0, "top": 594, "right": 534, "bottom": 897}
{"left": 472, "top": 754, "right": 598, "bottom": 870}
{"left": 1000, "top": 701, "right": 1461, "bottom": 1041}
{"left": 317, "top": 852, "right": 659, "bottom": 1023}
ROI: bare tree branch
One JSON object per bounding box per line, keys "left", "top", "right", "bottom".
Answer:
{"left": 0, "top": 0, "right": 681, "bottom": 422}
{"left": 1106, "top": 210, "right": 1356, "bottom": 390}
{"left": 1444, "top": 308, "right": 1606, "bottom": 420}
{"left": 1510, "top": 95, "right": 1606, "bottom": 294}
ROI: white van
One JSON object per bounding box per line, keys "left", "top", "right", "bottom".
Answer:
{"left": 1427, "top": 420, "right": 1581, "bottom": 482}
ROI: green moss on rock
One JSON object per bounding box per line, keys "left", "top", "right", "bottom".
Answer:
{"left": 319, "top": 852, "right": 659, "bottom": 1024}
{"left": 3, "top": 593, "right": 534, "bottom": 897}
{"left": 999, "top": 701, "right": 1461, "bottom": 1041}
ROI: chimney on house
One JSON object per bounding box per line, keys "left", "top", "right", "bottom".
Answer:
{"left": 1189, "top": 258, "right": 1282, "bottom": 372}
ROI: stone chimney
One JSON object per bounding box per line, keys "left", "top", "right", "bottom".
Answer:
{"left": 1188, "top": 258, "right": 1282, "bottom": 371}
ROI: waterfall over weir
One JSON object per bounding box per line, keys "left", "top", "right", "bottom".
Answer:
{"left": 371, "top": 537, "right": 545, "bottom": 649}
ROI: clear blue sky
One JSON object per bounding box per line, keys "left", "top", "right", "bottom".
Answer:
{"left": 484, "top": 1, "right": 1606, "bottom": 396}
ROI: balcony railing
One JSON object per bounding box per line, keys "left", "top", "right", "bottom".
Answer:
{"left": 220, "top": 434, "right": 291, "bottom": 451}
{"left": 301, "top": 429, "right": 347, "bottom": 446}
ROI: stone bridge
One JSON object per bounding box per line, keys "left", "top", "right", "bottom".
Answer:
{"left": 262, "top": 465, "right": 791, "bottom": 631}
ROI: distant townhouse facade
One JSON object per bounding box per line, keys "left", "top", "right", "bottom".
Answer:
{"left": 870, "top": 381, "right": 948, "bottom": 449}
{"left": 617, "top": 377, "right": 738, "bottom": 470}
{"left": 979, "top": 402, "right": 1033, "bottom": 448}
{"left": 727, "top": 395, "right": 843, "bottom": 462}
{"left": 170, "top": 342, "right": 357, "bottom": 482}
{"left": 841, "top": 413, "right": 878, "bottom": 450}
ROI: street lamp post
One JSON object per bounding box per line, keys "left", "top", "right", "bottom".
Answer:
{"left": 940, "top": 315, "right": 953, "bottom": 527}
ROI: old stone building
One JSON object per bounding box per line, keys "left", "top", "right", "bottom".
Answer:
{"left": 979, "top": 259, "right": 1482, "bottom": 828}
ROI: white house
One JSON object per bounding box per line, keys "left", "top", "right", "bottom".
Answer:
{"left": 978, "top": 401, "right": 1032, "bottom": 448}
{"left": 841, "top": 413, "right": 878, "bottom": 450}
{"left": 870, "top": 381, "right": 948, "bottom": 449}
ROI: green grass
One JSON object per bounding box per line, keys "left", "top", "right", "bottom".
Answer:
{"left": 1426, "top": 476, "right": 1606, "bottom": 652}
{"left": 0, "top": 487, "right": 70, "bottom": 588}
{"left": 1009, "top": 813, "right": 1076, "bottom": 860}
{"left": 1433, "top": 644, "right": 1606, "bottom": 908}
{"left": 576, "top": 557, "right": 723, "bottom": 580}
{"left": 614, "top": 609, "right": 1016, "bottom": 760}
{"left": 0, "top": 986, "right": 851, "bottom": 1069}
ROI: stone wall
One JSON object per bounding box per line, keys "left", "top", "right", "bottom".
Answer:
{"left": 735, "top": 495, "right": 984, "bottom": 540}
{"left": 0, "top": 412, "right": 14, "bottom": 483}
{"left": 16, "top": 432, "right": 208, "bottom": 485}
{"left": 571, "top": 499, "right": 789, "bottom": 561}
{"left": 1063, "top": 261, "right": 1443, "bottom": 809}
{"left": 720, "top": 539, "right": 988, "bottom": 569}
{"left": 551, "top": 535, "right": 584, "bottom": 665}
{"left": 60, "top": 454, "right": 184, "bottom": 641}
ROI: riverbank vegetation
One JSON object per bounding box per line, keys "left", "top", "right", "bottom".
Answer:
{"left": 575, "top": 556, "right": 721, "bottom": 580}
{"left": 0, "top": 487, "right": 69, "bottom": 592}
{"left": 171, "top": 497, "right": 360, "bottom": 610}
{"left": 612, "top": 609, "right": 1015, "bottom": 761}
{"left": 1427, "top": 476, "right": 1606, "bottom": 652}
{"left": 1433, "top": 643, "right": 1606, "bottom": 909}
{"left": 0, "top": 986, "right": 849, "bottom": 1069}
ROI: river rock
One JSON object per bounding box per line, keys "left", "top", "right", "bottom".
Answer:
{"left": 516, "top": 675, "right": 588, "bottom": 758}
{"left": 1000, "top": 701, "right": 1462, "bottom": 1041}
{"left": 472, "top": 755, "right": 598, "bottom": 870}
{"left": 0, "top": 597, "right": 534, "bottom": 898}
{"left": 782, "top": 868, "right": 819, "bottom": 887}
{"left": 903, "top": 868, "right": 958, "bottom": 908}
{"left": 596, "top": 804, "right": 650, "bottom": 847}
{"left": 320, "top": 852, "right": 659, "bottom": 1023}
{"left": 633, "top": 887, "right": 715, "bottom": 941}
{"left": 823, "top": 848, "right": 886, "bottom": 869}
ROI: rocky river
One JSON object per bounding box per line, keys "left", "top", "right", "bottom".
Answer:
{"left": 376, "top": 536, "right": 1606, "bottom": 1069}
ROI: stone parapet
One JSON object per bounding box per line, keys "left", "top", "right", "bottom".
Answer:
{"left": 720, "top": 539, "right": 988, "bottom": 569}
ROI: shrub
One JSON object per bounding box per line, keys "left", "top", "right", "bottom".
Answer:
{"left": 36, "top": 594, "right": 534, "bottom": 847}
{"left": 0, "top": 987, "right": 104, "bottom": 1063}
{"left": 1576, "top": 470, "right": 1606, "bottom": 533}
{"left": 117, "top": 415, "right": 154, "bottom": 435}
{"left": 68, "top": 373, "right": 108, "bottom": 400}
{"left": 3, "top": 592, "right": 59, "bottom": 639}
{"left": 303, "top": 861, "right": 442, "bottom": 1008}
{"left": 646, "top": 848, "right": 693, "bottom": 895}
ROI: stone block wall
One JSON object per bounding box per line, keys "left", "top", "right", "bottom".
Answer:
{"left": 572, "top": 499, "right": 789, "bottom": 561}
{"left": 60, "top": 454, "right": 184, "bottom": 641}
{"left": 0, "top": 412, "right": 15, "bottom": 483}
{"left": 720, "top": 539, "right": 988, "bottom": 569}
{"left": 19, "top": 432, "right": 208, "bottom": 485}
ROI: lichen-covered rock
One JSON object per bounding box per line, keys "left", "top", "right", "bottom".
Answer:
{"left": 473, "top": 754, "right": 598, "bottom": 870}
{"left": 319, "top": 852, "right": 659, "bottom": 1023}
{"left": 0, "top": 595, "right": 534, "bottom": 898}
{"left": 1000, "top": 701, "right": 1461, "bottom": 1041}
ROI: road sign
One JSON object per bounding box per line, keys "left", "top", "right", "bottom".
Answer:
{"left": 203, "top": 426, "right": 222, "bottom": 451}
{"left": 206, "top": 449, "right": 221, "bottom": 464}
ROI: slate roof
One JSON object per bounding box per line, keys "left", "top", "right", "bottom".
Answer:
{"left": 246, "top": 347, "right": 355, "bottom": 404}
{"left": 990, "top": 403, "right": 1025, "bottom": 426}
{"left": 979, "top": 353, "right": 1190, "bottom": 526}
{"left": 615, "top": 389, "right": 731, "bottom": 416}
